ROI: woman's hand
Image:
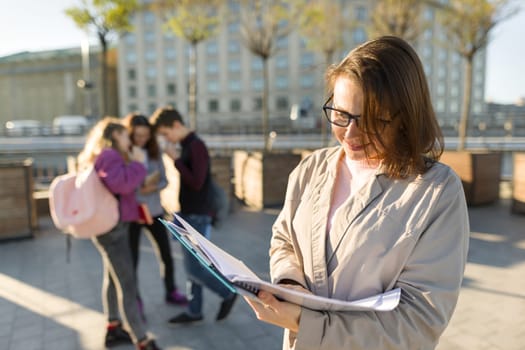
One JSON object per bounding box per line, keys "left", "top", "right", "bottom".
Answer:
{"left": 244, "top": 291, "right": 302, "bottom": 333}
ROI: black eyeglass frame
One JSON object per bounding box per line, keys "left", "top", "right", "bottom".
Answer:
{"left": 322, "top": 95, "right": 361, "bottom": 128}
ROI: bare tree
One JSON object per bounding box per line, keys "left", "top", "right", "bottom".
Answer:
{"left": 240, "top": 0, "right": 297, "bottom": 152}
{"left": 296, "top": 0, "right": 352, "bottom": 146}
{"left": 65, "top": 0, "right": 138, "bottom": 117}
{"left": 151, "top": 0, "right": 224, "bottom": 131}
{"left": 435, "top": 0, "right": 517, "bottom": 150}
{"left": 368, "top": 0, "right": 430, "bottom": 44}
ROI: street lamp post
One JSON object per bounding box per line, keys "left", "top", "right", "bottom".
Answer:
{"left": 79, "top": 39, "right": 93, "bottom": 118}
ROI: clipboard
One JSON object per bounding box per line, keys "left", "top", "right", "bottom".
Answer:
{"left": 161, "top": 214, "right": 401, "bottom": 312}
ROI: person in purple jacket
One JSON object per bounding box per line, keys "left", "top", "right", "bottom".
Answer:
{"left": 77, "top": 117, "right": 161, "bottom": 350}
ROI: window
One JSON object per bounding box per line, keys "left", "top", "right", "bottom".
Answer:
{"left": 208, "top": 99, "right": 219, "bottom": 112}
{"left": 207, "top": 42, "right": 218, "bottom": 55}
{"left": 128, "top": 68, "right": 136, "bottom": 80}
{"left": 165, "top": 47, "right": 176, "bottom": 59}
{"left": 128, "top": 104, "right": 138, "bottom": 112}
{"left": 276, "top": 96, "right": 288, "bottom": 110}
{"left": 276, "top": 76, "right": 288, "bottom": 89}
{"left": 437, "top": 83, "right": 446, "bottom": 96}
{"left": 423, "top": 28, "right": 433, "bottom": 41}
{"left": 144, "top": 11, "right": 155, "bottom": 24}
{"left": 438, "top": 66, "right": 447, "bottom": 79}
{"left": 228, "top": 59, "right": 241, "bottom": 72}
{"left": 228, "top": 21, "right": 240, "bottom": 33}
{"left": 450, "top": 85, "right": 459, "bottom": 97}
{"left": 449, "top": 100, "right": 459, "bottom": 113}
{"left": 148, "top": 103, "right": 157, "bottom": 114}
{"left": 353, "top": 28, "right": 366, "bottom": 43}
{"left": 422, "top": 45, "right": 432, "bottom": 58}
{"left": 301, "top": 74, "right": 315, "bottom": 88}
{"left": 436, "top": 98, "right": 445, "bottom": 112}
{"left": 356, "top": 6, "right": 367, "bottom": 21}
{"left": 229, "top": 80, "right": 241, "bottom": 92}
{"left": 473, "top": 102, "right": 483, "bottom": 114}
{"left": 230, "top": 98, "right": 241, "bottom": 112}
{"left": 424, "top": 8, "right": 434, "bottom": 21}
{"left": 228, "top": 40, "right": 241, "bottom": 53}
{"left": 126, "top": 52, "right": 137, "bottom": 64}
{"left": 207, "top": 62, "right": 219, "bottom": 74}
{"left": 301, "top": 53, "right": 315, "bottom": 67}
{"left": 146, "top": 67, "right": 156, "bottom": 79}
{"left": 128, "top": 86, "right": 137, "bottom": 98}
{"left": 253, "top": 97, "right": 263, "bottom": 110}
{"left": 147, "top": 85, "right": 156, "bottom": 97}
{"left": 208, "top": 80, "right": 219, "bottom": 93}
{"left": 252, "top": 78, "right": 263, "bottom": 91}
{"left": 276, "top": 36, "right": 288, "bottom": 49}
{"left": 167, "top": 83, "right": 176, "bottom": 95}
{"left": 125, "top": 33, "right": 136, "bottom": 45}
{"left": 145, "top": 51, "right": 156, "bottom": 62}
{"left": 145, "top": 31, "right": 155, "bottom": 43}
{"left": 166, "top": 66, "right": 176, "bottom": 77}
{"left": 276, "top": 55, "right": 288, "bottom": 69}
{"left": 438, "top": 50, "right": 447, "bottom": 62}
{"left": 228, "top": 1, "right": 240, "bottom": 13}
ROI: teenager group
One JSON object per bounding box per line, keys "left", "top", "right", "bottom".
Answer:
{"left": 79, "top": 108, "right": 236, "bottom": 350}
{"left": 81, "top": 36, "right": 468, "bottom": 350}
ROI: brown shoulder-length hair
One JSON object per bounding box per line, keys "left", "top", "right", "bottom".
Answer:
{"left": 77, "top": 116, "right": 127, "bottom": 169}
{"left": 325, "top": 36, "right": 443, "bottom": 178}
{"left": 122, "top": 113, "right": 160, "bottom": 160}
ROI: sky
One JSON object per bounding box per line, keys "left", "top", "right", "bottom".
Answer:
{"left": 0, "top": 0, "right": 524, "bottom": 104}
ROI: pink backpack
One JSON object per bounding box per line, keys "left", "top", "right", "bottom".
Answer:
{"left": 49, "top": 167, "right": 119, "bottom": 238}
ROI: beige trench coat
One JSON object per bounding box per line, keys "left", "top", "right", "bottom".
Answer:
{"left": 270, "top": 147, "right": 469, "bottom": 350}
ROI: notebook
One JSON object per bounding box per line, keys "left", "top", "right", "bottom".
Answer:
{"left": 160, "top": 214, "right": 401, "bottom": 312}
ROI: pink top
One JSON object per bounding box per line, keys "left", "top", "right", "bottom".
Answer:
{"left": 327, "top": 156, "right": 379, "bottom": 233}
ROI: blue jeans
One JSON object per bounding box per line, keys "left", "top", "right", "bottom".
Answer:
{"left": 178, "top": 213, "right": 234, "bottom": 316}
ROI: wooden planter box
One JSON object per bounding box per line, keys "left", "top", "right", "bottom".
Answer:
{"left": 512, "top": 153, "right": 525, "bottom": 214}
{"left": 440, "top": 151, "right": 502, "bottom": 206}
{"left": 0, "top": 159, "right": 36, "bottom": 241}
{"left": 233, "top": 150, "right": 301, "bottom": 209}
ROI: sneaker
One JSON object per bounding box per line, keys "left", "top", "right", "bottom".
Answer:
{"left": 137, "top": 339, "right": 162, "bottom": 350}
{"left": 105, "top": 323, "right": 132, "bottom": 347}
{"left": 165, "top": 289, "right": 188, "bottom": 305}
{"left": 216, "top": 295, "right": 238, "bottom": 321}
{"left": 168, "top": 312, "right": 203, "bottom": 326}
{"left": 137, "top": 296, "right": 147, "bottom": 322}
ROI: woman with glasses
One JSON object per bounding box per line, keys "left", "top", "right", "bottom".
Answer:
{"left": 244, "top": 36, "right": 469, "bottom": 350}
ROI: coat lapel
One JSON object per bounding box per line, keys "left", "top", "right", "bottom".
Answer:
{"left": 308, "top": 149, "right": 339, "bottom": 296}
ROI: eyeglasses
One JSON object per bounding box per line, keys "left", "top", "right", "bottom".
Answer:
{"left": 322, "top": 95, "right": 361, "bottom": 128}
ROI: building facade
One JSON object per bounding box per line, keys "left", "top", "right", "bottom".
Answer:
{"left": 117, "top": 0, "right": 487, "bottom": 134}
{"left": 0, "top": 46, "right": 118, "bottom": 129}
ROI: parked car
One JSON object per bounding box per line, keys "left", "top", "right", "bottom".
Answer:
{"left": 52, "top": 115, "right": 91, "bottom": 135}
{"left": 4, "top": 119, "right": 45, "bottom": 136}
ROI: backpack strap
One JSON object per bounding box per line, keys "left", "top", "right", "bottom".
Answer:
{"left": 66, "top": 234, "right": 72, "bottom": 263}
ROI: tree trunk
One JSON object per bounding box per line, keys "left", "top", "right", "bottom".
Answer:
{"left": 188, "top": 43, "right": 197, "bottom": 131}
{"left": 321, "top": 49, "right": 335, "bottom": 147}
{"left": 457, "top": 56, "right": 473, "bottom": 151}
{"left": 262, "top": 56, "right": 270, "bottom": 152}
{"left": 99, "top": 33, "right": 108, "bottom": 118}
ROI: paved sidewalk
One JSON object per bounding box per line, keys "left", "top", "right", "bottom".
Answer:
{"left": 0, "top": 200, "right": 524, "bottom": 350}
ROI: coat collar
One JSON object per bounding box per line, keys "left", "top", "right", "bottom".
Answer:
{"left": 308, "top": 148, "right": 386, "bottom": 294}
